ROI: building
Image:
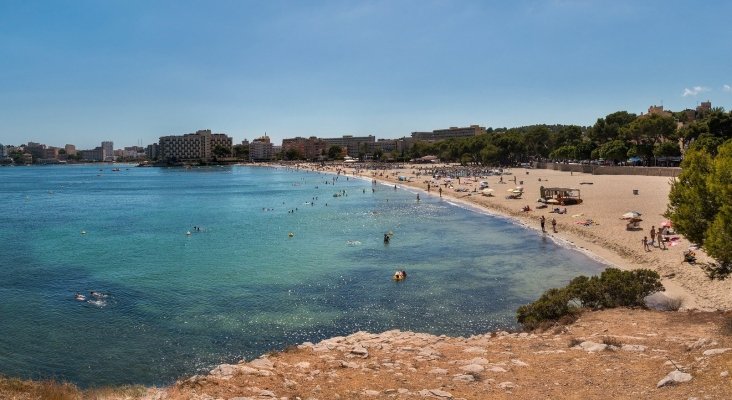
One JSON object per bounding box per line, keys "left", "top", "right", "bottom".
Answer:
{"left": 101, "top": 141, "right": 114, "bottom": 161}
{"left": 80, "top": 147, "right": 104, "bottom": 161}
{"left": 211, "top": 133, "right": 233, "bottom": 157}
{"left": 64, "top": 144, "right": 77, "bottom": 156}
{"left": 249, "top": 135, "right": 273, "bottom": 161}
{"left": 146, "top": 143, "right": 159, "bottom": 160}
{"left": 645, "top": 105, "right": 673, "bottom": 118}
{"left": 43, "top": 147, "right": 59, "bottom": 160}
{"left": 321, "top": 135, "right": 376, "bottom": 158}
{"left": 411, "top": 125, "right": 486, "bottom": 142}
{"left": 25, "top": 142, "right": 46, "bottom": 163}
{"left": 0, "top": 143, "right": 6, "bottom": 157}
{"left": 158, "top": 129, "right": 233, "bottom": 162}
{"left": 282, "top": 136, "right": 327, "bottom": 160}
{"left": 120, "top": 146, "right": 146, "bottom": 159}
{"left": 697, "top": 101, "right": 712, "bottom": 114}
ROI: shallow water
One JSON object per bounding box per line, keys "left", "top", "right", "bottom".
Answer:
{"left": 0, "top": 164, "right": 606, "bottom": 386}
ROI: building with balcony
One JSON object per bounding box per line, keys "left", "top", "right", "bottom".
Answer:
{"left": 158, "top": 129, "right": 232, "bottom": 162}
{"left": 321, "top": 135, "right": 376, "bottom": 158}
{"left": 249, "top": 135, "right": 273, "bottom": 161}
{"left": 411, "top": 125, "right": 486, "bottom": 142}
{"left": 282, "top": 136, "right": 327, "bottom": 160}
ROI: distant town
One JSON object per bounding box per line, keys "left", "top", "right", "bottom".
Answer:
{"left": 0, "top": 101, "right": 722, "bottom": 166}
{"left": 0, "top": 125, "right": 488, "bottom": 165}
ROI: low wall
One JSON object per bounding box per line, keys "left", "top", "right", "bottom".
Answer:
{"left": 534, "top": 162, "right": 681, "bottom": 177}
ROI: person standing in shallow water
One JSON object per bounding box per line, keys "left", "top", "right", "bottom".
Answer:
{"left": 540, "top": 215, "right": 546, "bottom": 233}
{"left": 439, "top": 187, "right": 442, "bottom": 198}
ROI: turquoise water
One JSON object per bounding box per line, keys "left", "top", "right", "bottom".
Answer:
{"left": 0, "top": 165, "right": 606, "bottom": 387}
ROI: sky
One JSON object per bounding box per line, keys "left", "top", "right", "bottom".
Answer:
{"left": 1, "top": 0, "right": 731, "bottom": 149}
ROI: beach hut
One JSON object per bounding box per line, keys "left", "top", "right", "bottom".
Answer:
{"left": 539, "top": 186, "right": 582, "bottom": 205}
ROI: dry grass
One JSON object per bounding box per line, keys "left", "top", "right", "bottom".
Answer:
{"left": 601, "top": 336, "right": 623, "bottom": 348}
{"left": 0, "top": 376, "right": 80, "bottom": 400}
{"left": 0, "top": 376, "right": 149, "bottom": 400}
{"left": 657, "top": 296, "right": 684, "bottom": 311}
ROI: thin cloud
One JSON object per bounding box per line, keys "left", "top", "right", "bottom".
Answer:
{"left": 724, "top": 84, "right": 732, "bottom": 92}
{"left": 682, "top": 86, "right": 710, "bottom": 97}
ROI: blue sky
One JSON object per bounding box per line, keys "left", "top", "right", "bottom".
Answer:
{"left": 1, "top": 0, "right": 731, "bottom": 149}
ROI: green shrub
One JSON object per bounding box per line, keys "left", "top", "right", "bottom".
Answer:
{"left": 516, "top": 288, "right": 579, "bottom": 330}
{"left": 517, "top": 268, "right": 664, "bottom": 330}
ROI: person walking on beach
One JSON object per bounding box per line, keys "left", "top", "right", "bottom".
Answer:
{"left": 439, "top": 187, "right": 442, "bottom": 198}
{"left": 649, "top": 226, "right": 656, "bottom": 246}
{"left": 551, "top": 217, "right": 557, "bottom": 233}
{"left": 540, "top": 215, "right": 546, "bottom": 233}
{"left": 642, "top": 236, "right": 650, "bottom": 251}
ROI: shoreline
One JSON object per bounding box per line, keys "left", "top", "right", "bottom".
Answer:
{"left": 297, "top": 162, "right": 731, "bottom": 311}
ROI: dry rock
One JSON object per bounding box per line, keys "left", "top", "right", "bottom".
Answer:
{"left": 657, "top": 370, "right": 692, "bottom": 387}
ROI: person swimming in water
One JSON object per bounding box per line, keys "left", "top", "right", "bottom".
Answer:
{"left": 384, "top": 233, "right": 390, "bottom": 244}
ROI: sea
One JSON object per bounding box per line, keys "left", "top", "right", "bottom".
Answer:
{"left": 0, "top": 164, "right": 607, "bottom": 387}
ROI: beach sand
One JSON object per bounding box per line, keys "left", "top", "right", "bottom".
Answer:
{"left": 308, "top": 163, "right": 730, "bottom": 311}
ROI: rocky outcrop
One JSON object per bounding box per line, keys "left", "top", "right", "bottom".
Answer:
{"left": 162, "top": 309, "right": 732, "bottom": 400}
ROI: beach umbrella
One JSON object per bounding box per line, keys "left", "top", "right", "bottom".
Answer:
{"left": 515, "top": 186, "right": 524, "bottom": 191}
{"left": 481, "top": 188, "right": 494, "bottom": 195}
{"left": 660, "top": 220, "right": 673, "bottom": 228}
{"left": 512, "top": 189, "right": 523, "bottom": 194}
{"left": 622, "top": 211, "right": 642, "bottom": 219}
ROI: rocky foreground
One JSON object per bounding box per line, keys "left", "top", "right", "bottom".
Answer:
{"left": 153, "top": 309, "right": 732, "bottom": 400}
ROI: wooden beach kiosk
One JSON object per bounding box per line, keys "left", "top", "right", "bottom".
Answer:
{"left": 539, "top": 186, "right": 583, "bottom": 205}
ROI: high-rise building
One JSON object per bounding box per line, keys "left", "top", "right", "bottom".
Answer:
{"left": 65, "top": 144, "right": 76, "bottom": 156}
{"left": 249, "top": 135, "right": 273, "bottom": 161}
{"left": 146, "top": 143, "right": 159, "bottom": 160}
{"left": 0, "top": 143, "right": 6, "bottom": 157}
{"left": 101, "top": 141, "right": 114, "bottom": 161}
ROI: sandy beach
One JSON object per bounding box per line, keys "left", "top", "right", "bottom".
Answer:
{"left": 302, "top": 163, "right": 731, "bottom": 311}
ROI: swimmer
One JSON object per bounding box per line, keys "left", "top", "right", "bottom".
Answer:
{"left": 74, "top": 293, "right": 86, "bottom": 301}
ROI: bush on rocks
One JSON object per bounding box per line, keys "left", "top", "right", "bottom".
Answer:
{"left": 517, "top": 268, "right": 664, "bottom": 330}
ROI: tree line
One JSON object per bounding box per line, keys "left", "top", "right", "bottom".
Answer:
{"left": 406, "top": 108, "right": 732, "bottom": 166}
